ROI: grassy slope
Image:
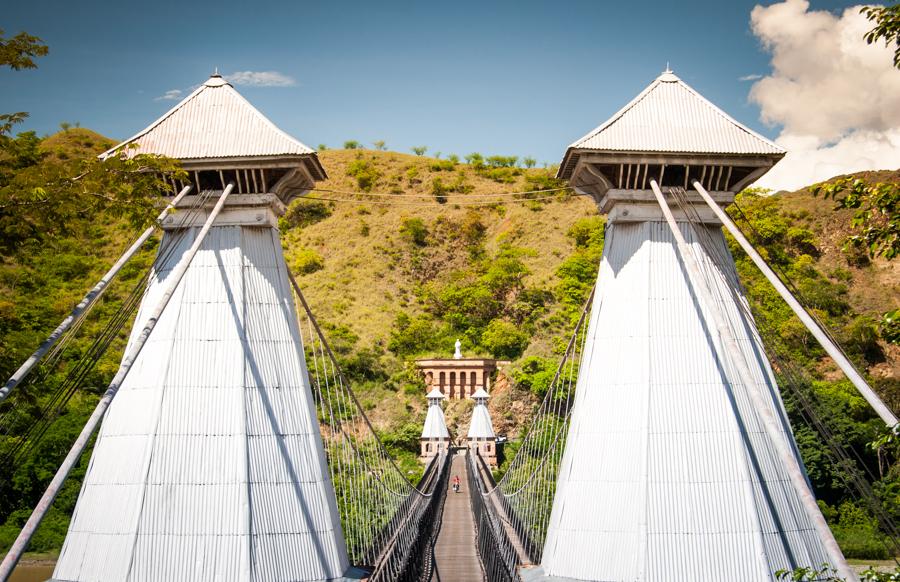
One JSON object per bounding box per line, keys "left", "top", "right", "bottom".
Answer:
{"left": 773, "top": 170, "right": 900, "bottom": 379}
{"left": 283, "top": 149, "right": 596, "bottom": 433}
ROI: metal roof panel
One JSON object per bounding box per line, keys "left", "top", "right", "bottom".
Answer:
{"left": 568, "top": 71, "right": 784, "bottom": 156}
{"left": 101, "top": 75, "right": 318, "bottom": 162}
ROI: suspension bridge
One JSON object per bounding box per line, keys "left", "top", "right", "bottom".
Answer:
{"left": 0, "top": 69, "right": 897, "bottom": 582}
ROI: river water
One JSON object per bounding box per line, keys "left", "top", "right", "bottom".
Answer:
{"left": 9, "top": 564, "right": 54, "bottom": 582}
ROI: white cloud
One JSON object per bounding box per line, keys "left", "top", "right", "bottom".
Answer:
{"left": 739, "top": 74, "right": 763, "bottom": 81}
{"left": 154, "top": 89, "right": 183, "bottom": 101}
{"left": 747, "top": 0, "right": 900, "bottom": 191}
{"left": 224, "top": 70, "right": 296, "bottom": 87}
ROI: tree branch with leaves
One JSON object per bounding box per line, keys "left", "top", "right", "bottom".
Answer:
{"left": 862, "top": 3, "right": 900, "bottom": 69}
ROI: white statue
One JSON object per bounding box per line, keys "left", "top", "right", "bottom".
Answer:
{"left": 453, "top": 339, "right": 462, "bottom": 359}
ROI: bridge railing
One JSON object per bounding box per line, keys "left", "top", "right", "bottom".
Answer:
{"left": 290, "top": 272, "right": 448, "bottom": 579}
{"left": 369, "top": 451, "right": 449, "bottom": 582}
{"left": 467, "top": 449, "right": 524, "bottom": 582}
{"left": 468, "top": 285, "right": 595, "bottom": 574}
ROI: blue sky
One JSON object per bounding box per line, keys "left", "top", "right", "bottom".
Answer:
{"left": 0, "top": 0, "right": 867, "bottom": 166}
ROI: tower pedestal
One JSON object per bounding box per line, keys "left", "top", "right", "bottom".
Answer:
{"left": 54, "top": 196, "right": 350, "bottom": 582}
{"left": 539, "top": 219, "right": 830, "bottom": 580}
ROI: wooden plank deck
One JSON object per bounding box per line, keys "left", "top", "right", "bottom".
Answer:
{"left": 432, "top": 453, "right": 484, "bottom": 582}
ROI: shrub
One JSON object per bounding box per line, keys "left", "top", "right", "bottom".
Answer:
{"left": 317, "top": 143, "right": 327, "bottom": 151}
{"left": 831, "top": 501, "right": 890, "bottom": 559}
{"left": 411, "top": 146, "right": 427, "bottom": 156}
{"left": 379, "top": 422, "right": 423, "bottom": 454}
{"left": 842, "top": 315, "right": 883, "bottom": 363}
{"left": 431, "top": 174, "right": 473, "bottom": 202}
{"left": 429, "top": 159, "right": 456, "bottom": 172}
{"left": 523, "top": 157, "right": 536, "bottom": 169}
{"left": 290, "top": 248, "right": 324, "bottom": 274}
{"left": 399, "top": 217, "right": 428, "bottom": 246}
{"left": 343, "top": 140, "right": 361, "bottom": 149}
{"left": 388, "top": 312, "right": 447, "bottom": 355}
{"left": 485, "top": 167, "right": 519, "bottom": 184}
{"left": 280, "top": 199, "right": 332, "bottom": 230}
{"left": 347, "top": 157, "right": 381, "bottom": 192}
{"left": 372, "top": 140, "right": 386, "bottom": 151}
{"left": 465, "top": 152, "right": 485, "bottom": 170}
{"left": 786, "top": 226, "right": 819, "bottom": 256}
{"left": 512, "top": 357, "right": 558, "bottom": 397}
{"left": 431, "top": 178, "right": 448, "bottom": 203}
{"left": 880, "top": 308, "right": 900, "bottom": 345}
{"left": 842, "top": 238, "right": 871, "bottom": 267}
{"left": 567, "top": 216, "right": 605, "bottom": 250}
{"left": 524, "top": 171, "right": 567, "bottom": 196}
{"left": 486, "top": 155, "right": 518, "bottom": 168}
{"left": 481, "top": 319, "right": 530, "bottom": 359}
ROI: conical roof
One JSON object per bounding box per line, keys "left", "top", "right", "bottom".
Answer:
{"left": 470, "top": 387, "right": 489, "bottom": 399}
{"left": 421, "top": 391, "right": 450, "bottom": 440}
{"left": 101, "top": 74, "right": 325, "bottom": 179}
{"left": 558, "top": 70, "right": 783, "bottom": 178}
{"left": 467, "top": 392, "right": 494, "bottom": 439}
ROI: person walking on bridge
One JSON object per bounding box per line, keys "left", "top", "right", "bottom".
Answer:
{"left": 452, "top": 474, "right": 460, "bottom": 493}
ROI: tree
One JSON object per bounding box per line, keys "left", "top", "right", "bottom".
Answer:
{"left": 0, "top": 29, "right": 49, "bottom": 136}
{"left": 523, "top": 156, "right": 537, "bottom": 169}
{"left": 410, "top": 146, "right": 427, "bottom": 156}
{"left": 343, "top": 140, "right": 361, "bottom": 150}
{"left": 0, "top": 29, "right": 47, "bottom": 70}
{"left": 811, "top": 177, "right": 899, "bottom": 260}
{"left": 372, "top": 140, "right": 386, "bottom": 151}
{"left": 862, "top": 4, "right": 900, "bottom": 68}
{"left": 0, "top": 139, "right": 185, "bottom": 252}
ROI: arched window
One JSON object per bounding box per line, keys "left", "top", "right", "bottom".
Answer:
{"left": 470, "top": 371, "right": 477, "bottom": 388}
{"left": 439, "top": 372, "right": 445, "bottom": 394}
{"left": 450, "top": 372, "right": 456, "bottom": 398}
{"left": 426, "top": 443, "right": 432, "bottom": 452}
{"left": 460, "top": 371, "right": 466, "bottom": 398}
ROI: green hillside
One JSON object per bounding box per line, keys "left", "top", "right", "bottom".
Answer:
{"left": 0, "top": 131, "right": 898, "bottom": 559}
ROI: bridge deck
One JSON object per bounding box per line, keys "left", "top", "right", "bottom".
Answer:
{"left": 432, "top": 453, "right": 484, "bottom": 582}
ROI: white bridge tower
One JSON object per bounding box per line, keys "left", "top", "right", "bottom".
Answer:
{"left": 53, "top": 75, "right": 353, "bottom": 582}
{"left": 536, "top": 70, "right": 847, "bottom": 581}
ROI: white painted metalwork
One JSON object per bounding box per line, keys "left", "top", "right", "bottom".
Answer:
{"left": 0, "top": 185, "right": 234, "bottom": 582}
{"left": 422, "top": 388, "right": 450, "bottom": 440}
{"left": 49, "top": 190, "right": 353, "bottom": 582}
{"left": 650, "top": 179, "right": 854, "bottom": 580}
{"left": 693, "top": 180, "right": 898, "bottom": 427}
{"left": 539, "top": 213, "right": 838, "bottom": 580}
{"left": 565, "top": 70, "right": 783, "bottom": 156}
{"left": 100, "top": 75, "right": 316, "bottom": 162}
{"left": 535, "top": 69, "right": 851, "bottom": 580}
{"left": 467, "top": 388, "right": 495, "bottom": 439}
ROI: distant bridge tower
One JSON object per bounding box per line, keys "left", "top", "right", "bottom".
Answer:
{"left": 537, "top": 70, "right": 847, "bottom": 580}
{"left": 420, "top": 388, "right": 451, "bottom": 460}
{"left": 467, "top": 388, "right": 497, "bottom": 466}
{"left": 52, "top": 74, "right": 352, "bottom": 581}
